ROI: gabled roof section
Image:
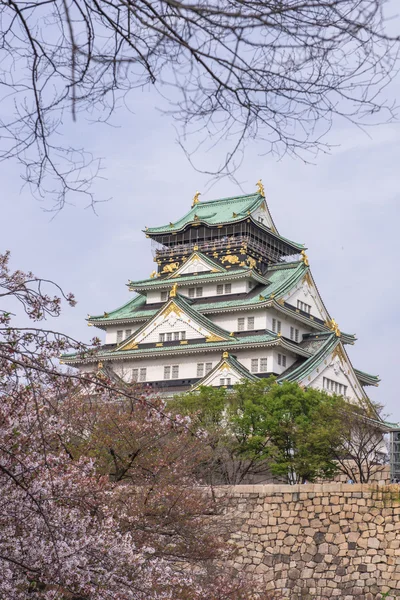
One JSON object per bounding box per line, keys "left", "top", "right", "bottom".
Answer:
{"left": 168, "top": 251, "right": 225, "bottom": 277}
{"left": 277, "top": 333, "right": 339, "bottom": 384}
{"left": 117, "top": 293, "right": 233, "bottom": 351}
{"left": 145, "top": 191, "right": 304, "bottom": 251}
{"left": 192, "top": 352, "right": 258, "bottom": 390}
{"left": 146, "top": 193, "right": 265, "bottom": 234}
{"left": 87, "top": 294, "right": 147, "bottom": 328}
{"left": 354, "top": 368, "right": 380, "bottom": 387}
{"left": 128, "top": 267, "right": 264, "bottom": 292}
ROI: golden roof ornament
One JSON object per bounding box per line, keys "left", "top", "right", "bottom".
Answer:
{"left": 256, "top": 179, "right": 265, "bottom": 197}
{"left": 150, "top": 270, "right": 157, "bottom": 278}
{"left": 98, "top": 362, "right": 103, "bottom": 370}
{"left": 326, "top": 318, "right": 341, "bottom": 337}
{"left": 192, "top": 191, "right": 201, "bottom": 207}
{"left": 223, "top": 351, "right": 229, "bottom": 359}
{"left": 103, "top": 312, "right": 109, "bottom": 318}
{"left": 169, "top": 283, "right": 178, "bottom": 298}
{"left": 300, "top": 250, "right": 309, "bottom": 267}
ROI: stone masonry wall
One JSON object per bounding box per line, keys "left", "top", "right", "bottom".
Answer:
{"left": 215, "top": 483, "right": 400, "bottom": 600}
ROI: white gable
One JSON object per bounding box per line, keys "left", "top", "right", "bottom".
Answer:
{"left": 195, "top": 359, "right": 245, "bottom": 388}
{"left": 304, "top": 345, "right": 366, "bottom": 403}
{"left": 284, "top": 272, "right": 329, "bottom": 322}
{"left": 251, "top": 200, "right": 275, "bottom": 230}
{"left": 119, "top": 301, "right": 227, "bottom": 350}
{"left": 170, "top": 253, "right": 223, "bottom": 277}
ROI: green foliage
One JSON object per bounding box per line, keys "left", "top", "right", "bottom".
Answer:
{"left": 170, "top": 378, "right": 343, "bottom": 484}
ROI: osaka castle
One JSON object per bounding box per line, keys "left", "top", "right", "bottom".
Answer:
{"left": 63, "top": 181, "right": 379, "bottom": 401}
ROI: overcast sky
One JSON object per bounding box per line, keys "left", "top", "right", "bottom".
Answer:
{"left": 2, "top": 58, "right": 400, "bottom": 421}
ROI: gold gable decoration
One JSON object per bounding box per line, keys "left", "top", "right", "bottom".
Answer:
{"left": 221, "top": 254, "right": 239, "bottom": 265}
{"left": 206, "top": 333, "right": 225, "bottom": 343}
{"left": 162, "top": 262, "right": 179, "bottom": 274}
{"left": 169, "top": 283, "right": 178, "bottom": 297}
{"left": 162, "top": 303, "right": 183, "bottom": 318}
{"left": 332, "top": 344, "right": 347, "bottom": 364}
{"left": 300, "top": 250, "right": 309, "bottom": 267}
{"left": 325, "top": 318, "right": 341, "bottom": 337}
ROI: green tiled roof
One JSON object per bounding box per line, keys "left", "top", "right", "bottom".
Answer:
{"left": 145, "top": 191, "right": 304, "bottom": 251}
{"left": 354, "top": 368, "right": 380, "bottom": 387}
{"left": 128, "top": 267, "right": 265, "bottom": 291}
{"left": 63, "top": 332, "right": 280, "bottom": 363}
{"left": 277, "top": 333, "right": 338, "bottom": 384}
{"left": 88, "top": 261, "right": 307, "bottom": 327}
{"left": 146, "top": 193, "right": 265, "bottom": 233}
{"left": 198, "top": 262, "right": 307, "bottom": 310}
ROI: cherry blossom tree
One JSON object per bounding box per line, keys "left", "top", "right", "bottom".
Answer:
{"left": 0, "top": 251, "right": 272, "bottom": 599}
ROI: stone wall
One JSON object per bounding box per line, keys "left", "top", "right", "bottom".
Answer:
{"left": 215, "top": 483, "right": 400, "bottom": 600}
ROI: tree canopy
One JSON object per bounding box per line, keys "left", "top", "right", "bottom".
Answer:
{"left": 171, "top": 377, "right": 386, "bottom": 484}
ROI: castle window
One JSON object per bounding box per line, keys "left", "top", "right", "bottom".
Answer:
{"left": 139, "top": 368, "right": 147, "bottom": 382}
{"left": 297, "top": 300, "right": 311, "bottom": 314}
{"left": 172, "top": 365, "right": 179, "bottom": 379}
{"left": 225, "top": 284, "right": 232, "bottom": 294}
{"left": 226, "top": 378, "right": 231, "bottom": 386}
{"left": 164, "top": 366, "right": 171, "bottom": 379}
{"left": 205, "top": 362, "right": 213, "bottom": 374}
{"left": 159, "top": 333, "right": 165, "bottom": 342}
{"left": 277, "top": 353, "right": 287, "bottom": 368}
{"left": 181, "top": 331, "right": 186, "bottom": 340}
{"left": 196, "top": 287, "right": 203, "bottom": 297}
{"left": 238, "top": 317, "right": 245, "bottom": 331}
{"left": 290, "top": 327, "right": 299, "bottom": 342}
{"left": 323, "top": 377, "right": 347, "bottom": 396}
{"left": 217, "top": 284, "right": 224, "bottom": 295}
{"left": 174, "top": 332, "right": 180, "bottom": 341}
{"left": 247, "top": 316, "right": 255, "bottom": 330}
{"left": 251, "top": 358, "right": 259, "bottom": 373}
{"left": 125, "top": 329, "right": 132, "bottom": 339}
{"left": 161, "top": 291, "right": 168, "bottom": 301}
{"left": 260, "top": 357, "right": 268, "bottom": 372}
{"left": 258, "top": 217, "right": 264, "bottom": 224}
{"left": 219, "top": 378, "right": 231, "bottom": 386}
{"left": 188, "top": 288, "right": 195, "bottom": 298}
{"left": 132, "top": 368, "right": 138, "bottom": 381}
{"left": 220, "top": 378, "right": 225, "bottom": 386}
{"left": 166, "top": 332, "right": 172, "bottom": 342}
{"left": 197, "top": 363, "right": 204, "bottom": 377}
{"left": 272, "top": 319, "right": 281, "bottom": 334}
{"left": 117, "top": 330, "right": 123, "bottom": 343}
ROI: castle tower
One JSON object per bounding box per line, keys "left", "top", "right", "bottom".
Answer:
{"left": 63, "top": 183, "right": 379, "bottom": 403}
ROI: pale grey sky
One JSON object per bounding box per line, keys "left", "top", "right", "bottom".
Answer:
{"left": 2, "top": 73, "right": 400, "bottom": 421}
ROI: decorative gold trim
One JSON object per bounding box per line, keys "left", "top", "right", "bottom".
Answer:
{"left": 162, "top": 262, "right": 179, "bottom": 274}
{"left": 259, "top": 294, "right": 265, "bottom": 301}
{"left": 169, "top": 283, "right": 178, "bottom": 297}
{"left": 162, "top": 302, "right": 183, "bottom": 318}
{"left": 192, "top": 191, "right": 201, "bottom": 207}
{"left": 122, "top": 342, "right": 138, "bottom": 350}
{"left": 221, "top": 254, "right": 239, "bottom": 265}
{"left": 223, "top": 351, "right": 229, "bottom": 358}
{"left": 156, "top": 343, "right": 163, "bottom": 347}
{"left": 256, "top": 179, "right": 265, "bottom": 196}
{"left": 206, "top": 334, "right": 225, "bottom": 342}
{"left": 98, "top": 362, "right": 103, "bottom": 370}
{"left": 332, "top": 345, "right": 346, "bottom": 364}
{"left": 302, "top": 272, "right": 313, "bottom": 287}
{"left": 300, "top": 250, "right": 309, "bottom": 267}
{"left": 247, "top": 256, "right": 256, "bottom": 269}
{"left": 180, "top": 340, "right": 188, "bottom": 345}
{"left": 232, "top": 212, "right": 238, "bottom": 218}
{"left": 150, "top": 270, "right": 157, "bottom": 279}
{"left": 325, "top": 318, "right": 341, "bottom": 337}
{"left": 169, "top": 221, "right": 174, "bottom": 228}
{"left": 193, "top": 214, "right": 199, "bottom": 221}
{"left": 277, "top": 298, "right": 285, "bottom": 306}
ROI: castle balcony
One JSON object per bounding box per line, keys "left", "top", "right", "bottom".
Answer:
{"left": 154, "top": 235, "right": 299, "bottom": 264}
